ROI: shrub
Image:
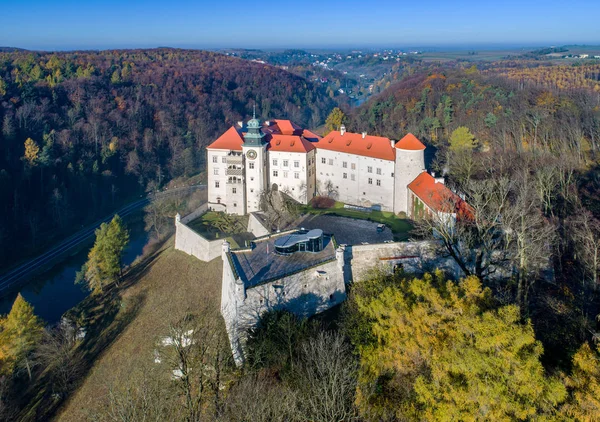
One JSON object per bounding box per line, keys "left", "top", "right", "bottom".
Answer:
{"left": 310, "top": 196, "right": 335, "bottom": 209}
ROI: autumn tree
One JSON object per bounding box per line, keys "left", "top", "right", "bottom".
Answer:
{"left": 325, "top": 107, "right": 346, "bottom": 132}
{"left": 353, "top": 271, "right": 566, "bottom": 420}
{"left": 77, "top": 215, "right": 129, "bottom": 293}
{"left": 22, "top": 138, "right": 40, "bottom": 167}
{"left": 561, "top": 341, "right": 600, "bottom": 420}
{"left": 0, "top": 294, "right": 44, "bottom": 380}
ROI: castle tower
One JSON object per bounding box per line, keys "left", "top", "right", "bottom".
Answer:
{"left": 242, "top": 110, "right": 268, "bottom": 213}
{"left": 393, "top": 133, "right": 426, "bottom": 215}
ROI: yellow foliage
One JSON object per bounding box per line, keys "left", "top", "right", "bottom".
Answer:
{"left": 353, "top": 272, "right": 566, "bottom": 420}
{"left": 23, "top": 137, "right": 40, "bottom": 166}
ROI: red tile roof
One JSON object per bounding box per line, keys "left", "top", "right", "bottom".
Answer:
{"left": 274, "top": 119, "right": 296, "bottom": 135}
{"left": 207, "top": 120, "right": 320, "bottom": 153}
{"left": 316, "top": 131, "right": 396, "bottom": 161}
{"left": 395, "top": 133, "right": 426, "bottom": 151}
{"left": 408, "top": 172, "right": 471, "bottom": 216}
{"left": 268, "top": 135, "right": 316, "bottom": 153}
{"left": 206, "top": 126, "right": 244, "bottom": 151}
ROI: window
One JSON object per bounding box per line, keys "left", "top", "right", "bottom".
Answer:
{"left": 368, "top": 178, "right": 373, "bottom": 184}
{"left": 250, "top": 177, "right": 254, "bottom": 181}
{"left": 233, "top": 203, "right": 237, "bottom": 207}
{"left": 232, "top": 187, "right": 237, "bottom": 194}
{"left": 215, "top": 181, "right": 220, "bottom": 188}
{"left": 283, "top": 160, "right": 289, "bottom": 167}
{"left": 351, "top": 174, "right": 355, "bottom": 181}
{"left": 391, "top": 172, "right": 394, "bottom": 177}
{"left": 342, "top": 161, "right": 347, "bottom": 168}
{"left": 294, "top": 161, "right": 299, "bottom": 168}
{"left": 222, "top": 157, "right": 227, "bottom": 163}
{"left": 250, "top": 189, "right": 254, "bottom": 193}
{"left": 351, "top": 163, "right": 356, "bottom": 170}
{"left": 322, "top": 157, "right": 326, "bottom": 164}
{"left": 273, "top": 170, "right": 278, "bottom": 177}
{"left": 376, "top": 179, "right": 381, "bottom": 186}
{"left": 376, "top": 168, "right": 382, "bottom": 175}
{"left": 328, "top": 159, "right": 333, "bottom": 165}
{"left": 283, "top": 171, "right": 288, "bottom": 178}
{"left": 212, "top": 156, "right": 217, "bottom": 163}
{"left": 343, "top": 173, "right": 347, "bottom": 179}
{"left": 249, "top": 162, "right": 255, "bottom": 169}
{"left": 213, "top": 168, "right": 219, "bottom": 175}
{"left": 367, "top": 166, "right": 372, "bottom": 173}
{"left": 294, "top": 172, "right": 299, "bottom": 179}
{"left": 273, "top": 159, "right": 278, "bottom": 166}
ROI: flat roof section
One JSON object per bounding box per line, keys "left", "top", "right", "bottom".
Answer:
{"left": 231, "top": 234, "right": 336, "bottom": 288}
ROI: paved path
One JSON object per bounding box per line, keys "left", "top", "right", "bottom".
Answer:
{"left": 0, "top": 184, "right": 205, "bottom": 296}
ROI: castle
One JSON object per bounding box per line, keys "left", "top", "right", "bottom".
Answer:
{"left": 196, "top": 114, "right": 471, "bottom": 365}
{"left": 206, "top": 115, "right": 464, "bottom": 220}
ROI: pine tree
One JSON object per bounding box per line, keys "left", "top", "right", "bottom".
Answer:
{"left": 0, "top": 294, "right": 44, "bottom": 380}
{"left": 77, "top": 215, "right": 129, "bottom": 293}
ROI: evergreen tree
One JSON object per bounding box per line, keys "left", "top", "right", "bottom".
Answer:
{"left": 0, "top": 294, "right": 44, "bottom": 380}
{"left": 77, "top": 215, "right": 129, "bottom": 294}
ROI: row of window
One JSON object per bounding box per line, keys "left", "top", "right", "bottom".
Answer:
{"left": 273, "top": 170, "right": 300, "bottom": 179}
{"left": 342, "top": 174, "right": 382, "bottom": 186}
{"left": 272, "top": 159, "right": 302, "bottom": 168}
{"left": 321, "top": 157, "right": 385, "bottom": 175}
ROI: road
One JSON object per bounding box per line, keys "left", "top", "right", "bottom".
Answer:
{"left": 0, "top": 184, "right": 205, "bottom": 296}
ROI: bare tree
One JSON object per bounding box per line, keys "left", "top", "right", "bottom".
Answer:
{"left": 569, "top": 210, "right": 600, "bottom": 288}
{"left": 158, "top": 312, "right": 231, "bottom": 421}
{"left": 294, "top": 332, "right": 359, "bottom": 422}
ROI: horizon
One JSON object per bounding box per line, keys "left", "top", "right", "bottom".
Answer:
{"left": 1, "top": 0, "right": 599, "bottom": 51}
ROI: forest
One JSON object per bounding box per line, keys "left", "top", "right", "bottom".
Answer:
{"left": 0, "top": 48, "right": 334, "bottom": 268}
{"left": 1, "top": 49, "right": 600, "bottom": 420}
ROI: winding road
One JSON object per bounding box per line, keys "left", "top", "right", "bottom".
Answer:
{"left": 0, "top": 184, "right": 206, "bottom": 297}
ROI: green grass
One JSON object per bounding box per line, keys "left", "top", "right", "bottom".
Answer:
{"left": 301, "top": 202, "right": 413, "bottom": 241}
{"left": 187, "top": 211, "right": 249, "bottom": 240}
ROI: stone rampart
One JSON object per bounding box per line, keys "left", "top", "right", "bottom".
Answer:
{"left": 174, "top": 205, "right": 222, "bottom": 262}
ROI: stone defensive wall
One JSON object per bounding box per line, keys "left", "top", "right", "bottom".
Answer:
{"left": 174, "top": 204, "right": 223, "bottom": 262}
{"left": 343, "top": 240, "right": 463, "bottom": 282}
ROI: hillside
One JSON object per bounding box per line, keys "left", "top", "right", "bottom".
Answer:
{"left": 0, "top": 48, "right": 335, "bottom": 269}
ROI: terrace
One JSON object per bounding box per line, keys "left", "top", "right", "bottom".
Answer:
{"left": 231, "top": 231, "right": 336, "bottom": 288}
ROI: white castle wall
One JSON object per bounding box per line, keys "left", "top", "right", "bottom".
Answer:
{"left": 315, "top": 149, "right": 395, "bottom": 211}
{"left": 174, "top": 205, "right": 223, "bottom": 262}
{"left": 247, "top": 212, "right": 270, "bottom": 237}
{"left": 394, "top": 148, "right": 426, "bottom": 214}
{"left": 345, "top": 241, "right": 462, "bottom": 282}
{"left": 221, "top": 244, "right": 346, "bottom": 366}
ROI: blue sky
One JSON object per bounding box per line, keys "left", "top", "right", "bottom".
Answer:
{"left": 1, "top": 0, "right": 599, "bottom": 51}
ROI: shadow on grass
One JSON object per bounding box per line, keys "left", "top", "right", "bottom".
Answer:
{"left": 15, "top": 240, "right": 168, "bottom": 421}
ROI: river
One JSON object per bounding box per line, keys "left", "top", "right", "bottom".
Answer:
{"left": 0, "top": 214, "right": 149, "bottom": 324}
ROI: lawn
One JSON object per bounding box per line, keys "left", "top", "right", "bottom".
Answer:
{"left": 186, "top": 211, "right": 255, "bottom": 249}
{"left": 300, "top": 201, "right": 413, "bottom": 241}
{"left": 55, "top": 239, "right": 225, "bottom": 421}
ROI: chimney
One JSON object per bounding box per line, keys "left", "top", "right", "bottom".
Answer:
{"left": 431, "top": 171, "right": 435, "bottom": 178}
{"left": 237, "top": 121, "right": 243, "bottom": 127}
{"left": 362, "top": 131, "right": 367, "bottom": 139}
{"left": 340, "top": 125, "right": 346, "bottom": 136}
{"left": 390, "top": 139, "right": 395, "bottom": 148}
